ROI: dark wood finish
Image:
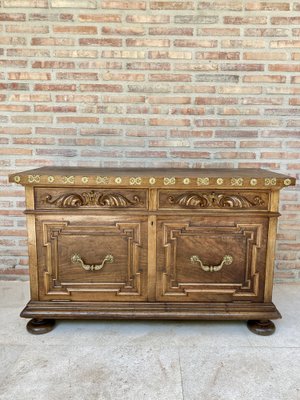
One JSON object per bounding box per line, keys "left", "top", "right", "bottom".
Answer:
{"left": 26, "top": 318, "right": 55, "bottom": 335}
{"left": 247, "top": 319, "right": 276, "bottom": 336}
{"left": 35, "top": 215, "right": 148, "bottom": 301}
{"left": 156, "top": 215, "right": 268, "bottom": 302}
{"left": 9, "top": 167, "right": 295, "bottom": 335}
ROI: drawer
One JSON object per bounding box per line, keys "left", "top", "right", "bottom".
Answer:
{"left": 35, "top": 215, "right": 148, "bottom": 301}
{"left": 156, "top": 215, "right": 268, "bottom": 302}
{"left": 34, "top": 187, "right": 148, "bottom": 210}
{"left": 158, "top": 189, "right": 269, "bottom": 211}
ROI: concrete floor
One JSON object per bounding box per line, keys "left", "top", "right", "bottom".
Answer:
{"left": 0, "top": 282, "right": 299, "bottom": 400}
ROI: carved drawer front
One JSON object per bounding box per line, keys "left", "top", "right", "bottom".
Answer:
{"left": 34, "top": 188, "right": 147, "bottom": 210}
{"left": 35, "top": 215, "right": 148, "bottom": 301}
{"left": 156, "top": 216, "right": 268, "bottom": 302}
{"left": 158, "top": 190, "right": 269, "bottom": 211}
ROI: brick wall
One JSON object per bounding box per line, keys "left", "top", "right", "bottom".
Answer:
{"left": 0, "top": 0, "right": 299, "bottom": 281}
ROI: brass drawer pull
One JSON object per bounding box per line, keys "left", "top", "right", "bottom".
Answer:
{"left": 190, "top": 254, "right": 233, "bottom": 272}
{"left": 71, "top": 253, "right": 114, "bottom": 271}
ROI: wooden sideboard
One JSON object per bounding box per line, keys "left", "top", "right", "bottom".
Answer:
{"left": 9, "top": 167, "right": 295, "bottom": 335}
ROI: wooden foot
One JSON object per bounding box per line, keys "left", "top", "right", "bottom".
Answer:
{"left": 26, "top": 318, "right": 55, "bottom": 335}
{"left": 247, "top": 319, "right": 275, "bottom": 336}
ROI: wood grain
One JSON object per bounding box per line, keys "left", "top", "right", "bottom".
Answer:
{"left": 10, "top": 167, "right": 294, "bottom": 332}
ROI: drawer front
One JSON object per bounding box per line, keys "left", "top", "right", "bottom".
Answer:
{"left": 35, "top": 187, "right": 148, "bottom": 210}
{"left": 156, "top": 216, "right": 268, "bottom": 302}
{"left": 158, "top": 190, "right": 269, "bottom": 211}
{"left": 36, "top": 215, "right": 148, "bottom": 301}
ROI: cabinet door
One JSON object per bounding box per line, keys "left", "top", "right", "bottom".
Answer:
{"left": 156, "top": 215, "right": 268, "bottom": 302}
{"left": 36, "top": 215, "right": 148, "bottom": 301}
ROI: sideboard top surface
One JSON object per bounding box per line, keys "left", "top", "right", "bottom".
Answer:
{"left": 9, "top": 167, "right": 295, "bottom": 189}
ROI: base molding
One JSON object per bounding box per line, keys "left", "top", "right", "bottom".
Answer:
{"left": 21, "top": 300, "right": 281, "bottom": 321}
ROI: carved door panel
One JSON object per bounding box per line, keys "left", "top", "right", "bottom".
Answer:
{"left": 156, "top": 216, "right": 268, "bottom": 302}
{"left": 36, "top": 215, "right": 148, "bottom": 301}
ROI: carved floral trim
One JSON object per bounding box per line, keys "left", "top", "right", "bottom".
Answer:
{"left": 168, "top": 192, "right": 265, "bottom": 209}
{"left": 44, "top": 191, "right": 141, "bottom": 208}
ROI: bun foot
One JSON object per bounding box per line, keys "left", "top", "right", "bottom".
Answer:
{"left": 26, "top": 318, "right": 55, "bottom": 335}
{"left": 247, "top": 319, "right": 275, "bottom": 336}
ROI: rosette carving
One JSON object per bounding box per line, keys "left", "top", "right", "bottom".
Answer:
{"left": 45, "top": 191, "right": 141, "bottom": 208}
{"left": 168, "top": 192, "right": 264, "bottom": 209}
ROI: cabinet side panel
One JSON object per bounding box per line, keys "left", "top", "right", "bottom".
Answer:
{"left": 25, "top": 186, "right": 39, "bottom": 300}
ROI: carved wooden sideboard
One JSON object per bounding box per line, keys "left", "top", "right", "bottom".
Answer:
{"left": 9, "top": 167, "right": 295, "bottom": 335}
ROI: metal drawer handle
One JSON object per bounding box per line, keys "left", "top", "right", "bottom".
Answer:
{"left": 190, "top": 254, "right": 233, "bottom": 272}
{"left": 71, "top": 253, "right": 114, "bottom": 271}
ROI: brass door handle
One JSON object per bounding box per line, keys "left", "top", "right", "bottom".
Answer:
{"left": 71, "top": 253, "right": 114, "bottom": 271}
{"left": 190, "top": 254, "right": 233, "bottom": 272}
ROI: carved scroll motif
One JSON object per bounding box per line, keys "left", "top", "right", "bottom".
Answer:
{"left": 45, "top": 191, "right": 141, "bottom": 208}
{"left": 168, "top": 192, "right": 265, "bottom": 209}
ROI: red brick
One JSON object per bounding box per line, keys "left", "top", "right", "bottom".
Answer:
{"left": 79, "top": 14, "right": 121, "bottom": 22}
{"left": 79, "top": 38, "right": 122, "bottom": 46}
{"left": 36, "top": 127, "right": 76, "bottom": 135}
{"left": 8, "top": 72, "right": 51, "bottom": 80}
{"left": 245, "top": 28, "right": 289, "bottom": 37}
{"left": 3, "top": 0, "right": 48, "bottom": 7}
{"left": 32, "top": 61, "right": 75, "bottom": 69}
{"left": 174, "top": 39, "right": 217, "bottom": 48}
{"left": 51, "top": 0, "right": 96, "bottom": 7}
{"left": 29, "top": 13, "right": 73, "bottom": 21}
{"left": 198, "top": 1, "right": 242, "bottom": 11}
{"left": 13, "top": 137, "right": 55, "bottom": 145}
{"left": 196, "top": 51, "right": 239, "bottom": 60}
{"left": 0, "top": 13, "right": 25, "bottom": 21}
{"left": 11, "top": 115, "right": 53, "bottom": 123}
{"left": 150, "top": 1, "right": 194, "bottom": 9}
{"left": 126, "top": 62, "right": 170, "bottom": 70}
{"left": 243, "top": 75, "right": 286, "bottom": 83}
{"left": 35, "top": 84, "right": 76, "bottom": 91}
{"left": 101, "top": 1, "right": 146, "bottom": 9}
{"left": 0, "top": 37, "right": 26, "bottom": 45}
{"left": 31, "top": 37, "right": 75, "bottom": 46}
{"left": 245, "top": 2, "right": 290, "bottom": 11}
{"left": 54, "top": 50, "right": 98, "bottom": 58}
{"left": 271, "top": 17, "right": 300, "bottom": 25}
{"left": 80, "top": 84, "right": 122, "bottom": 92}
{"left": 149, "top": 74, "right": 191, "bottom": 82}
{"left": 0, "top": 105, "right": 30, "bottom": 112}
{"left": 0, "top": 148, "right": 32, "bottom": 155}
{"left": 126, "top": 39, "right": 170, "bottom": 47}
{"left": 7, "top": 49, "right": 50, "bottom": 57}
{"left": 170, "top": 151, "right": 210, "bottom": 158}
{"left": 9, "top": 94, "right": 51, "bottom": 102}
{"left": 34, "top": 105, "right": 76, "bottom": 112}
{"left": 103, "top": 72, "right": 145, "bottom": 81}
{"left": 195, "top": 97, "right": 238, "bottom": 105}
{"left": 36, "top": 148, "right": 77, "bottom": 157}
{"left": 126, "top": 15, "right": 169, "bottom": 23}
{"left": 149, "top": 50, "right": 192, "bottom": 59}
{"left": 102, "top": 26, "right": 145, "bottom": 35}
{"left": 104, "top": 117, "right": 145, "bottom": 125}
{"left": 6, "top": 25, "right": 49, "bottom": 33}
{"left": 150, "top": 118, "right": 190, "bottom": 126}
{"left": 103, "top": 95, "right": 145, "bottom": 103}
{"left": 53, "top": 25, "right": 97, "bottom": 34}
{"left": 149, "top": 27, "right": 193, "bottom": 36}
{"left": 197, "top": 28, "right": 240, "bottom": 36}
{"left": 224, "top": 16, "right": 267, "bottom": 25}
{"left": 56, "top": 72, "right": 98, "bottom": 80}
{"left": 57, "top": 116, "right": 99, "bottom": 124}
{"left": 0, "top": 127, "right": 32, "bottom": 135}
{"left": 0, "top": 60, "right": 27, "bottom": 67}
